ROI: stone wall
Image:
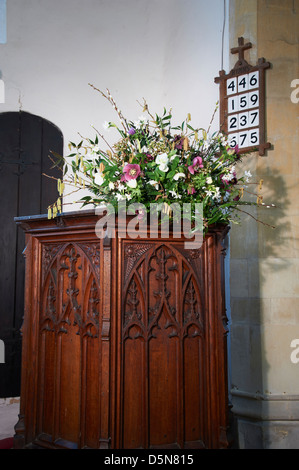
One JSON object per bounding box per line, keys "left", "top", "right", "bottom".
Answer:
{"left": 229, "top": 0, "right": 299, "bottom": 449}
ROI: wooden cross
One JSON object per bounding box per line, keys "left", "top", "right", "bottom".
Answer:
{"left": 231, "top": 37, "right": 252, "bottom": 62}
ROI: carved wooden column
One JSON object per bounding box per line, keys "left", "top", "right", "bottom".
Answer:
{"left": 13, "top": 211, "right": 230, "bottom": 449}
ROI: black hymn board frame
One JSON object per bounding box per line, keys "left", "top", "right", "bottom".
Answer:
{"left": 215, "top": 37, "right": 271, "bottom": 156}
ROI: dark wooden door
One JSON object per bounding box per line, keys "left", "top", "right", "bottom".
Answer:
{"left": 0, "top": 111, "right": 63, "bottom": 397}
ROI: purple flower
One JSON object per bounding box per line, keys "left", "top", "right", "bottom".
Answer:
{"left": 128, "top": 128, "right": 136, "bottom": 136}
{"left": 188, "top": 156, "right": 204, "bottom": 174}
{"left": 122, "top": 163, "right": 141, "bottom": 181}
{"left": 173, "top": 134, "right": 184, "bottom": 150}
{"left": 145, "top": 153, "right": 154, "bottom": 162}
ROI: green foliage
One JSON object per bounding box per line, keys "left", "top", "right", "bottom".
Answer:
{"left": 49, "top": 89, "right": 268, "bottom": 229}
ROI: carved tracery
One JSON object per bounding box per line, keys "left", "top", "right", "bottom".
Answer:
{"left": 41, "top": 243, "right": 101, "bottom": 338}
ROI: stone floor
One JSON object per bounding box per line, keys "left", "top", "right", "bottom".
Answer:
{"left": 0, "top": 400, "right": 20, "bottom": 440}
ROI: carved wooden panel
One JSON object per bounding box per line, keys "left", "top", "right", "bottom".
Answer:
{"left": 119, "top": 241, "right": 208, "bottom": 449}
{"left": 37, "top": 241, "right": 102, "bottom": 449}
{"left": 14, "top": 212, "right": 230, "bottom": 449}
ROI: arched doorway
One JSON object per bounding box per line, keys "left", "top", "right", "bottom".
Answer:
{"left": 0, "top": 111, "right": 63, "bottom": 397}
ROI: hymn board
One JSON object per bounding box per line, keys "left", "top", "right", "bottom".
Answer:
{"left": 215, "top": 37, "right": 271, "bottom": 156}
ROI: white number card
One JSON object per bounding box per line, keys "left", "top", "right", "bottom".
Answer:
{"left": 249, "top": 91, "right": 259, "bottom": 108}
{"left": 227, "top": 77, "right": 237, "bottom": 95}
{"left": 228, "top": 96, "right": 239, "bottom": 113}
{"left": 238, "top": 93, "right": 248, "bottom": 110}
{"left": 249, "top": 110, "right": 259, "bottom": 128}
{"left": 228, "top": 133, "right": 238, "bottom": 148}
{"left": 249, "top": 71, "right": 259, "bottom": 89}
{"left": 215, "top": 37, "right": 271, "bottom": 155}
{"left": 239, "top": 112, "right": 249, "bottom": 129}
{"left": 228, "top": 115, "right": 238, "bottom": 132}
{"left": 238, "top": 74, "right": 248, "bottom": 92}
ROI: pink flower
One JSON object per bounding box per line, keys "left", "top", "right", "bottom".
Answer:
{"left": 122, "top": 163, "right": 141, "bottom": 182}
{"left": 188, "top": 156, "right": 203, "bottom": 174}
{"left": 135, "top": 208, "right": 145, "bottom": 220}
{"left": 188, "top": 187, "right": 196, "bottom": 195}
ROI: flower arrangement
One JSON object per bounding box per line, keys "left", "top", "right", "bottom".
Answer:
{"left": 48, "top": 85, "right": 275, "bottom": 233}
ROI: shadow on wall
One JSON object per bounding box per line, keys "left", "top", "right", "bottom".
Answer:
{"left": 230, "top": 166, "right": 293, "bottom": 449}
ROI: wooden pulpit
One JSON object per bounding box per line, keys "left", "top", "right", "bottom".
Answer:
{"left": 13, "top": 210, "right": 231, "bottom": 449}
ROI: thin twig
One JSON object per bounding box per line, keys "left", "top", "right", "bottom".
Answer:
{"left": 207, "top": 102, "right": 219, "bottom": 134}
{"left": 90, "top": 125, "right": 117, "bottom": 158}
{"left": 42, "top": 172, "right": 92, "bottom": 189}
{"left": 235, "top": 206, "right": 275, "bottom": 228}
{"left": 137, "top": 98, "right": 155, "bottom": 121}
{"left": 88, "top": 83, "right": 129, "bottom": 133}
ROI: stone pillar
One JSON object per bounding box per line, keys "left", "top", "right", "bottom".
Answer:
{"left": 229, "top": 0, "right": 299, "bottom": 448}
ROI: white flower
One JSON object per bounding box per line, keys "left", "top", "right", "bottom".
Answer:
{"left": 217, "top": 132, "right": 228, "bottom": 146}
{"left": 244, "top": 170, "right": 252, "bottom": 182}
{"left": 212, "top": 187, "right": 221, "bottom": 201}
{"left": 134, "top": 116, "right": 147, "bottom": 129}
{"left": 159, "top": 163, "right": 169, "bottom": 172}
{"left": 173, "top": 172, "right": 186, "bottom": 181}
{"left": 169, "top": 190, "right": 182, "bottom": 199}
{"left": 92, "top": 145, "right": 100, "bottom": 153}
{"left": 206, "top": 177, "right": 213, "bottom": 185}
{"left": 126, "top": 194, "right": 132, "bottom": 201}
{"left": 203, "top": 140, "right": 210, "bottom": 151}
{"left": 222, "top": 167, "right": 235, "bottom": 183}
{"left": 103, "top": 121, "right": 110, "bottom": 131}
{"left": 116, "top": 193, "right": 125, "bottom": 201}
{"left": 86, "top": 152, "right": 96, "bottom": 164}
{"left": 221, "top": 136, "right": 228, "bottom": 145}
{"left": 207, "top": 187, "right": 221, "bottom": 201}
{"left": 126, "top": 179, "right": 137, "bottom": 189}
{"left": 148, "top": 180, "right": 159, "bottom": 190}
{"left": 108, "top": 182, "right": 115, "bottom": 190}
{"left": 94, "top": 172, "right": 104, "bottom": 186}
{"left": 118, "top": 183, "right": 125, "bottom": 191}
{"left": 156, "top": 153, "right": 168, "bottom": 165}
{"left": 155, "top": 153, "right": 169, "bottom": 172}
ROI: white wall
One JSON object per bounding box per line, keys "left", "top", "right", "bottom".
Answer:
{"left": 0, "top": 0, "right": 229, "bottom": 209}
